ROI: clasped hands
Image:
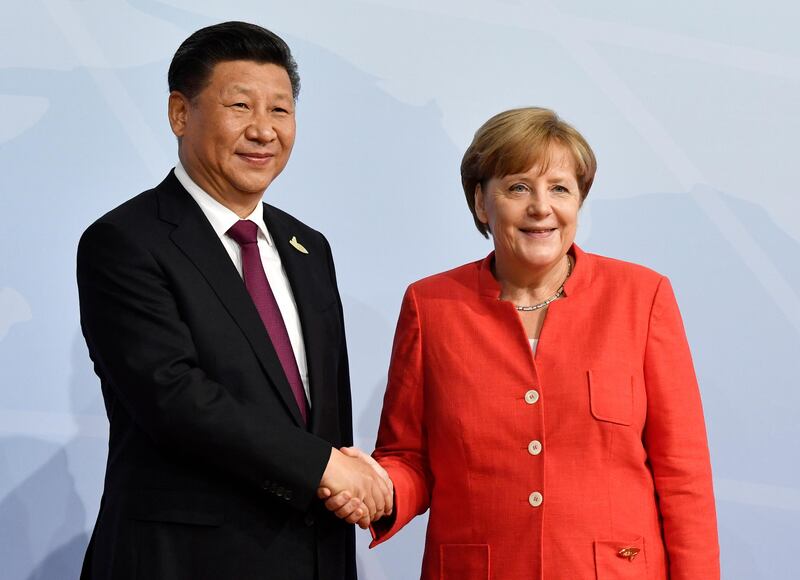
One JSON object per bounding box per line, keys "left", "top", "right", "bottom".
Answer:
{"left": 318, "top": 447, "right": 393, "bottom": 529}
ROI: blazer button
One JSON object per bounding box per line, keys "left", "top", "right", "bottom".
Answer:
{"left": 618, "top": 547, "right": 641, "bottom": 561}
{"left": 304, "top": 513, "right": 315, "bottom": 527}
{"left": 527, "top": 440, "right": 542, "bottom": 455}
{"left": 528, "top": 491, "right": 543, "bottom": 507}
{"left": 524, "top": 389, "right": 540, "bottom": 404}
{"left": 261, "top": 480, "right": 272, "bottom": 490}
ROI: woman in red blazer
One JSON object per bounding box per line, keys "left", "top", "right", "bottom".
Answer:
{"left": 328, "top": 108, "right": 720, "bottom": 579}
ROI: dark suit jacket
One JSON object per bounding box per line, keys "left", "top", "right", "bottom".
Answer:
{"left": 77, "top": 171, "right": 356, "bottom": 580}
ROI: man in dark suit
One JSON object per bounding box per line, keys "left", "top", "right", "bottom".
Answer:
{"left": 77, "top": 21, "right": 390, "bottom": 580}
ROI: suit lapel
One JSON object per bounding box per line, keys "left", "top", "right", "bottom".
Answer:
{"left": 262, "top": 204, "right": 332, "bottom": 433}
{"left": 156, "top": 173, "right": 306, "bottom": 428}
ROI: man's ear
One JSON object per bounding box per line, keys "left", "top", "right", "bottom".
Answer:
{"left": 474, "top": 183, "right": 489, "bottom": 225}
{"left": 167, "top": 91, "right": 190, "bottom": 138}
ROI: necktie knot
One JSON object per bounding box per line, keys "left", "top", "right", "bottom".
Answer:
{"left": 227, "top": 220, "right": 259, "bottom": 246}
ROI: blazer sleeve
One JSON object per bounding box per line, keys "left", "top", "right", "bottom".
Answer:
{"left": 322, "top": 234, "right": 354, "bottom": 449}
{"left": 643, "top": 277, "right": 720, "bottom": 579}
{"left": 77, "top": 220, "right": 332, "bottom": 510}
{"left": 369, "top": 286, "right": 433, "bottom": 547}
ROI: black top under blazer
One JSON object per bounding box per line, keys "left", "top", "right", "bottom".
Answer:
{"left": 77, "top": 171, "right": 356, "bottom": 580}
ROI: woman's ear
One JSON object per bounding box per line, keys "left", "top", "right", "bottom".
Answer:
{"left": 474, "top": 183, "right": 489, "bottom": 225}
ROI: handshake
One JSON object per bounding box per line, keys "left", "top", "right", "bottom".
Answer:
{"left": 318, "top": 447, "right": 393, "bottom": 529}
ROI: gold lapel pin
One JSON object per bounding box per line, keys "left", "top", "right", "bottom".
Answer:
{"left": 617, "top": 547, "right": 640, "bottom": 562}
{"left": 289, "top": 236, "right": 308, "bottom": 254}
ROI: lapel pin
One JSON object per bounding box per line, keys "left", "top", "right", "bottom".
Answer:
{"left": 289, "top": 236, "right": 308, "bottom": 254}
{"left": 617, "top": 547, "right": 640, "bottom": 562}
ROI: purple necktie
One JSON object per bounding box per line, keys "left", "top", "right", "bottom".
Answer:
{"left": 227, "top": 220, "right": 309, "bottom": 425}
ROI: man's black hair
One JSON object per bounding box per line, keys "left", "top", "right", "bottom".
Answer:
{"left": 168, "top": 21, "right": 300, "bottom": 100}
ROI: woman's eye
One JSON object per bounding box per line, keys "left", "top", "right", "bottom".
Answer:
{"left": 552, "top": 184, "right": 570, "bottom": 193}
{"left": 509, "top": 183, "right": 529, "bottom": 194}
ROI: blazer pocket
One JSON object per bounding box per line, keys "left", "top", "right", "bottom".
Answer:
{"left": 588, "top": 369, "right": 634, "bottom": 426}
{"left": 128, "top": 489, "right": 224, "bottom": 526}
{"left": 440, "top": 544, "right": 490, "bottom": 580}
{"left": 594, "top": 536, "right": 647, "bottom": 580}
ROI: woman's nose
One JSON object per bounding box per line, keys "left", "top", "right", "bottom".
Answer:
{"left": 527, "top": 192, "right": 552, "bottom": 216}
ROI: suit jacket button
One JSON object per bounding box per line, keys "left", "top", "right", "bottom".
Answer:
{"left": 304, "top": 513, "right": 315, "bottom": 527}
{"left": 261, "top": 480, "right": 271, "bottom": 490}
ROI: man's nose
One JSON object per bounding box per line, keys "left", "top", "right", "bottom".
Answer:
{"left": 246, "top": 112, "right": 278, "bottom": 142}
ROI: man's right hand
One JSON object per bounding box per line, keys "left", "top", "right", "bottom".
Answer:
{"left": 318, "top": 447, "right": 392, "bottom": 526}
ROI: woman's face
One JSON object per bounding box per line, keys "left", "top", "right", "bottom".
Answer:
{"left": 475, "top": 144, "right": 582, "bottom": 277}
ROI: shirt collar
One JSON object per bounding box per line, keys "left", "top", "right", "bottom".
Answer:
{"left": 174, "top": 161, "right": 273, "bottom": 246}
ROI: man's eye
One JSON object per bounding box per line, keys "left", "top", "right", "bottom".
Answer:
{"left": 231, "top": 103, "right": 248, "bottom": 109}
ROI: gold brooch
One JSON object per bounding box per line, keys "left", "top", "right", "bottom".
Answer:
{"left": 289, "top": 236, "right": 308, "bottom": 254}
{"left": 617, "top": 547, "right": 640, "bottom": 562}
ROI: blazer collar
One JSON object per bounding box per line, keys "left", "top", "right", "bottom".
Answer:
{"left": 477, "top": 243, "right": 593, "bottom": 299}
{"left": 156, "top": 171, "right": 308, "bottom": 428}
{"left": 262, "top": 204, "right": 335, "bottom": 433}
{"left": 260, "top": 204, "right": 324, "bottom": 313}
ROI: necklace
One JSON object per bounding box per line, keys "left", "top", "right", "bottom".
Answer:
{"left": 513, "top": 257, "right": 573, "bottom": 312}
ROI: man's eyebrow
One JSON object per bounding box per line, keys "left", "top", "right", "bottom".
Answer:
{"left": 225, "top": 85, "right": 293, "bottom": 101}
{"left": 228, "top": 84, "right": 253, "bottom": 94}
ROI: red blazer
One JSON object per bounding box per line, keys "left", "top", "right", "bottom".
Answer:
{"left": 370, "top": 245, "right": 719, "bottom": 580}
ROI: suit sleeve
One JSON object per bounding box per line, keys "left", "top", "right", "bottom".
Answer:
{"left": 643, "top": 277, "right": 720, "bottom": 579}
{"left": 369, "top": 286, "right": 432, "bottom": 546}
{"left": 77, "top": 220, "right": 332, "bottom": 510}
{"left": 320, "top": 234, "right": 357, "bottom": 579}
{"left": 321, "top": 234, "right": 354, "bottom": 448}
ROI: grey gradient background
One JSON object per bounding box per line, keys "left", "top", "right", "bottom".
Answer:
{"left": 1, "top": 1, "right": 798, "bottom": 578}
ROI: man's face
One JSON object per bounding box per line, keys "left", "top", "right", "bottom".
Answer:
{"left": 169, "top": 60, "right": 296, "bottom": 210}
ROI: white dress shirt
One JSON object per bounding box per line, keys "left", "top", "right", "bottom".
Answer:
{"left": 175, "top": 162, "right": 311, "bottom": 405}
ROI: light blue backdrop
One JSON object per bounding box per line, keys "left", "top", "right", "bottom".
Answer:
{"left": 1, "top": 1, "right": 798, "bottom": 578}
